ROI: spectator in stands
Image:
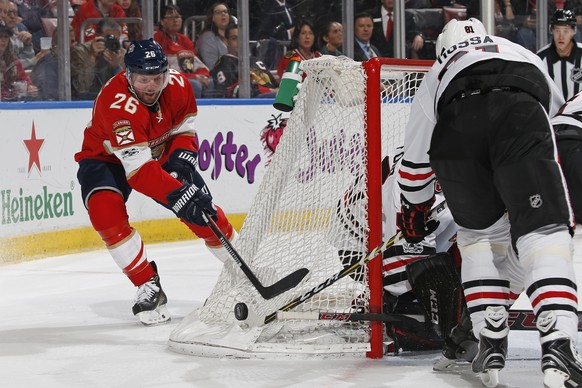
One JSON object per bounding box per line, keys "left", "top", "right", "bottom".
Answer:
{"left": 115, "top": 0, "right": 141, "bottom": 41}
{"left": 154, "top": 4, "right": 213, "bottom": 99}
{"left": 70, "top": 18, "right": 125, "bottom": 100}
{"left": 70, "top": 0, "right": 86, "bottom": 12}
{"left": 367, "top": 0, "right": 425, "bottom": 59}
{"left": 277, "top": 19, "right": 321, "bottom": 79}
{"left": 211, "top": 23, "right": 278, "bottom": 98}
{"left": 574, "top": 6, "right": 582, "bottom": 42}
{"left": 254, "top": 0, "right": 295, "bottom": 40}
{"left": 71, "top": 0, "right": 126, "bottom": 43}
{"left": 197, "top": 2, "right": 233, "bottom": 69}
{"left": 14, "top": 0, "right": 54, "bottom": 52}
{"left": 4, "top": 0, "right": 40, "bottom": 70}
{"left": 31, "top": 25, "right": 76, "bottom": 100}
{"left": 318, "top": 20, "right": 343, "bottom": 56}
{"left": 0, "top": 21, "right": 38, "bottom": 100}
{"left": 30, "top": 28, "right": 60, "bottom": 100}
{"left": 353, "top": 12, "right": 381, "bottom": 61}
{"left": 516, "top": 9, "right": 537, "bottom": 52}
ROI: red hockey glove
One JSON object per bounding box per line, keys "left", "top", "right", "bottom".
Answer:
{"left": 397, "top": 195, "right": 439, "bottom": 244}
{"left": 167, "top": 183, "right": 217, "bottom": 226}
{"left": 162, "top": 148, "right": 198, "bottom": 184}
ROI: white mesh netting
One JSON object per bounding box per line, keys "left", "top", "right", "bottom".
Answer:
{"left": 169, "top": 56, "right": 430, "bottom": 358}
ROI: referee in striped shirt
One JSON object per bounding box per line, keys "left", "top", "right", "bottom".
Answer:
{"left": 538, "top": 9, "right": 582, "bottom": 101}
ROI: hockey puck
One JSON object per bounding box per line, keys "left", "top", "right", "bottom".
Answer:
{"left": 234, "top": 302, "right": 249, "bottom": 320}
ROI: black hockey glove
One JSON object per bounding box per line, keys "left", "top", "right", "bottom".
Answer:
{"left": 397, "top": 194, "right": 439, "bottom": 244}
{"left": 167, "top": 183, "right": 217, "bottom": 226}
{"left": 162, "top": 148, "right": 198, "bottom": 184}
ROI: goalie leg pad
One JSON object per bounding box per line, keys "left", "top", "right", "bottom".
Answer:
{"left": 384, "top": 292, "right": 444, "bottom": 352}
{"left": 406, "top": 252, "right": 462, "bottom": 339}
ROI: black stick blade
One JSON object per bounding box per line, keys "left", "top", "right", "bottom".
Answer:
{"left": 260, "top": 267, "right": 309, "bottom": 299}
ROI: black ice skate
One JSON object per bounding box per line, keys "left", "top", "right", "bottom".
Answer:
{"left": 132, "top": 261, "right": 170, "bottom": 326}
{"left": 537, "top": 311, "right": 582, "bottom": 388}
{"left": 471, "top": 306, "right": 509, "bottom": 388}
{"left": 434, "top": 307, "right": 479, "bottom": 371}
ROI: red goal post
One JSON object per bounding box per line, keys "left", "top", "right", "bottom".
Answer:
{"left": 169, "top": 57, "right": 434, "bottom": 359}
{"left": 364, "top": 58, "right": 434, "bottom": 357}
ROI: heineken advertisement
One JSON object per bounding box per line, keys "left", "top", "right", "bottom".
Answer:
{"left": 1, "top": 186, "right": 74, "bottom": 224}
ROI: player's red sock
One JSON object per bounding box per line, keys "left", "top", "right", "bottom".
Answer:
{"left": 88, "top": 191, "right": 155, "bottom": 286}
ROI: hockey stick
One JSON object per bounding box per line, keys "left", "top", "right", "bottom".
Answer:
{"left": 277, "top": 309, "right": 582, "bottom": 331}
{"left": 276, "top": 310, "right": 420, "bottom": 324}
{"left": 263, "top": 201, "right": 449, "bottom": 324}
{"left": 509, "top": 309, "right": 582, "bottom": 331}
{"left": 201, "top": 209, "right": 310, "bottom": 300}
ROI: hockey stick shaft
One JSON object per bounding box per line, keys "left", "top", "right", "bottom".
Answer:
{"left": 276, "top": 310, "right": 420, "bottom": 324}
{"left": 277, "top": 309, "right": 582, "bottom": 331}
{"left": 202, "top": 209, "right": 309, "bottom": 300}
{"left": 263, "top": 201, "right": 448, "bottom": 324}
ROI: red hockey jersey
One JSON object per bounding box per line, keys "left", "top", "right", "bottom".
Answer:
{"left": 74, "top": 69, "right": 198, "bottom": 204}
{"left": 71, "top": 0, "right": 127, "bottom": 43}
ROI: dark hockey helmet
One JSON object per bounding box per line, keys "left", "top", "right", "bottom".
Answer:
{"left": 124, "top": 39, "right": 169, "bottom": 106}
{"left": 550, "top": 9, "right": 576, "bottom": 28}
{"left": 124, "top": 38, "right": 168, "bottom": 75}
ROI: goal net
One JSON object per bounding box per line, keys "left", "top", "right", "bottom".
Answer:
{"left": 169, "top": 56, "right": 433, "bottom": 359}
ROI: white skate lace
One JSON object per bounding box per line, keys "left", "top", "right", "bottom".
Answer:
{"left": 134, "top": 279, "right": 159, "bottom": 304}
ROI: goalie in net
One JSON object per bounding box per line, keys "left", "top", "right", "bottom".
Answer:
{"left": 367, "top": 146, "right": 527, "bottom": 369}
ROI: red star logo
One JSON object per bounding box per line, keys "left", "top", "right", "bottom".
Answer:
{"left": 23, "top": 122, "right": 44, "bottom": 174}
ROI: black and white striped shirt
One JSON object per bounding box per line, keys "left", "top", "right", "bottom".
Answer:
{"left": 538, "top": 41, "right": 582, "bottom": 101}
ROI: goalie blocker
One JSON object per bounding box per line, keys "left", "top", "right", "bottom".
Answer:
{"left": 385, "top": 252, "right": 463, "bottom": 352}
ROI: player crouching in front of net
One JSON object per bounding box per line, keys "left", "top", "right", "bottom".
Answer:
{"left": 74, "top": 39, "right": 236, "bottom": 326}
{"left": 397, "top": 18, "right": 582, "bottom": 388}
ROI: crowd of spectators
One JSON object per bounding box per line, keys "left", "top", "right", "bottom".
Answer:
{"left": 1, "top": 0, "right": 581, "bottom": 102}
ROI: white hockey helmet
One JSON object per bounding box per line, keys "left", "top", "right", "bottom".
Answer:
{"left": 435, "top": 17, "right": 488, "bottom": 56}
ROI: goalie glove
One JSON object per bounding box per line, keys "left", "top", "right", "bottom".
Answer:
{"left": 397, "top": 194, "right": 439, "bottom": 244}
{"left": 167, "top": 183, "right": 217, "bottom": 226}
{"left": 162, "top": 148, "right": 198, "bottom": 184}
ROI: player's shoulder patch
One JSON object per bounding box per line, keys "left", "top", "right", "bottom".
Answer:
{"left": 112, "top": 119, "right": 135, "bottom": 146}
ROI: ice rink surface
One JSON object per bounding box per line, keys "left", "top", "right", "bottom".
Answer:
{"left": 3, "top": 235, "right": 582, "bottom": 388}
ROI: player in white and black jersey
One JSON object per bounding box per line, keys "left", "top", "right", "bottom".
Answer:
{"left": 552, "top": 92, "right": 582, "bottom": 224}
{"left": 537, "top": 9, "right": 582, "bottom": 101}
{"left": 396, "top": 17, "right": 582, "bottom": 388}
{"left": 379, "top": 147, "right": 460, "bottom": 352}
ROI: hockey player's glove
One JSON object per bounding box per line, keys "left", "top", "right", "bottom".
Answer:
{"left": 167, "top": 183, "right": 217, "bottom": 226}
{"left": 162, "top": 148, "right": 198, "bottom": 184}
{"left": 397, "top": 194, "right": 439, "bottom": 244}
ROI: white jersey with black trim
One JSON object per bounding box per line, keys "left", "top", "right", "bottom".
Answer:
{"left": 382, "top": 147, "right": 457, "bottom": 296}
{"left": 398, "top": 34, "right": 565, "bottom": 205}
{"left": 552, "top": 90, "right": 582, "bottom": 129}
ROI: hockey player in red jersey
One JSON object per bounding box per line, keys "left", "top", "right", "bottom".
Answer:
{"left": 74, "top": 39, "right": 236, "bottom": 326}
{"left": 397, "top": 18, "right": 582, "bottom": 388}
